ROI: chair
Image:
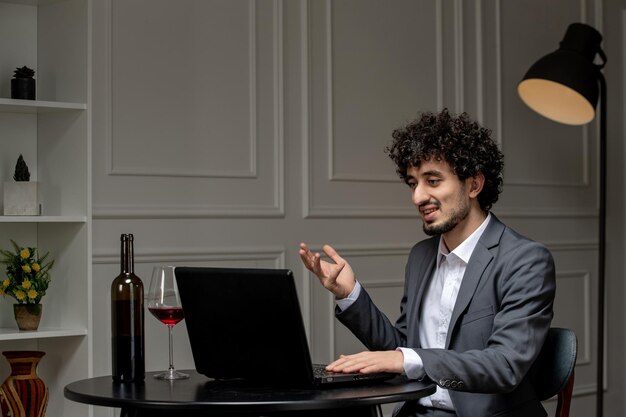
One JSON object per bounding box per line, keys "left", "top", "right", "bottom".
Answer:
{"left": 529, "top": 327, "right": 578, "bottom": 417}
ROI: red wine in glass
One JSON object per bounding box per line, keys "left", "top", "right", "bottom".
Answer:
{"left": 149, "top": 307, "right": 184, "bottom": 327}
{"left": 147, "top": 266, "right": 189, "bottom": 380}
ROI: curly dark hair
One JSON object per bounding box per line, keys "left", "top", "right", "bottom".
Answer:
{"left": 385, "top": 108, "right": 504, "bottom": 211}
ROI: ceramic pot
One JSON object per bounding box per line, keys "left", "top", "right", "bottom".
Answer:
{"left": 3, "top": 181, "right": 39, "bottom": 216}
{"left": 13, "top": 304, "right": 42, "bottom": 331}
{"left": 0, "top": 351, "right": 48, "bottom": 417}
{"left": 10, "top": 78, "right": 36, "bottom": 100}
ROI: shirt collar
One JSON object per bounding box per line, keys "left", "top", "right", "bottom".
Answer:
{"left": 437, "top": 212, "right": 492, "bottom": 266}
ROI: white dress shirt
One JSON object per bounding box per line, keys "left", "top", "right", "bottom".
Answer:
{"left": 338, "top": 213, "right": 492, "bottom": 411}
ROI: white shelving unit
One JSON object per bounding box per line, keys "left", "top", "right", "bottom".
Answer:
{"left": 0, "top": 328, "right": 88, "bottom": 341}
{"left": 0, "top": 0, "right": 90, "bottom": 416}
{"left": 0, "top": 98, "right": 86, "bottom": 113}
{"left": 0, "top": 216, "right": 88, "bottom": 223}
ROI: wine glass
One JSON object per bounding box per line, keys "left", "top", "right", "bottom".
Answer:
{"left": 147, "top": 266, "right": 189, "bottom": 380}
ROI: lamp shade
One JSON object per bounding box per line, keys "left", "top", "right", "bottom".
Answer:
{"left": 518, "top": 23, "right": 604, "bottom": 125}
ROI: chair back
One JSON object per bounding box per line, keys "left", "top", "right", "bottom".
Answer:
{"left": 528, "top": 327, "right": 577, "bottom": 417}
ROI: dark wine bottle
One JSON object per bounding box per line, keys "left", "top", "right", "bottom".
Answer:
{"left": 111, "top": 233, "right": 145, "bottom": 382}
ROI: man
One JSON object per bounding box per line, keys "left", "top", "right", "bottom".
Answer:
{"left": 299, "top": 109, "right": 556, "bottom": 417}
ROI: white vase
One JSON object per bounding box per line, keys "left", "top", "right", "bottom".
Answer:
{"left": 3, "top": 181, "right": 39, "bottom": 215}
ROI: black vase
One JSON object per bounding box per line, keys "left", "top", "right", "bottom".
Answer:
{"left": 11, "top": 78, "right": 36, "bottom": 100}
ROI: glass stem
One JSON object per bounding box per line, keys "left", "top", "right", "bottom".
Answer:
{"left": 168, "top": 324, "right": 175, "bottom": 371}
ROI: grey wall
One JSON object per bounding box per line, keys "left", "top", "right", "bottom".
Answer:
{"left": 91, "top": 1, "right": 626, "bottom": 416}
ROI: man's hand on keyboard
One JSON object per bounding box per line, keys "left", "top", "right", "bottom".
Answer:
{"left": 325, "top": 350, "right": 404, "bottom": 374}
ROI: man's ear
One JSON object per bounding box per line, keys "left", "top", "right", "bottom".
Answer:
{"left": 468, "top": 173, "right": 485, "bottom": 198}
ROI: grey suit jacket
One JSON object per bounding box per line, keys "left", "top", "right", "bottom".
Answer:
{"left": 336, "top": 215, "right": 556, "bottom": 417}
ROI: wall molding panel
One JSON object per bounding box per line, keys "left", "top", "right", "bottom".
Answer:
{"left": 94, "top": 203, "right": 285, "bottom": 219}
{"left": 93, "top": 245, "right": 286, "bottom": 268}
{"left": 554, "top": 270, "right": 592, "bottom": 366}
{"left": 303, "top": 0, "right": 442, "bottom": 218}
{"left": 94, "top": 0, "right": 285, "bottom": 219}
{"left": 496, "top": 209, "right": 598, "bottom": 219}
{"left": 495, "top": 0, "right": 596, "bottom": 216}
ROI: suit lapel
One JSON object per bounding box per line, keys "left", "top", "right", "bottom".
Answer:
{"left": 445, "top": 215, "right": 505, "bottom": 348}
{"left": 407, "top": 238, "right": 438, "bottom": 347}
{"left": 414, "top": 244, "right": 437, "bottom": 316}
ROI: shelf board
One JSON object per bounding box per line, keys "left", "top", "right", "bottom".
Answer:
{"left": 0, "top": 215, "right": 87, "bottom": 223}
{"left": 0, "top": 0, "right": 64, "bottom": 6}
{"left": 0, "top": 98, "right": 86, "bottom": 113}
{"left": 0, "top": 327, "right": 87, "bottom": 341}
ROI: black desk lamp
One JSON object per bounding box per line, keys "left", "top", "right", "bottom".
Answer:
{"left": 518, "top": 22, "right": 606, "bottom": 417}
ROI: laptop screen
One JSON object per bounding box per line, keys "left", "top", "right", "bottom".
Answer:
{"left": 175, "top": 267, "right": 315, "bottom": 386}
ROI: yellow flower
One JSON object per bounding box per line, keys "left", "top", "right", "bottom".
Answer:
{"left": 1, "top": 241, "right": 54, "bottom": 304}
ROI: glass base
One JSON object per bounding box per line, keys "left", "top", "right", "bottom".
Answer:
{"left": 153, "top": 368, "right": 189, "bottom": 380}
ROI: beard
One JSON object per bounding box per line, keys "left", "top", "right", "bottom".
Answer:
{"left": 422, "top": 197, "right": 471, "bottom": 236}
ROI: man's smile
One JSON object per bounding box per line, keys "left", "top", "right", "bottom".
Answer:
{"left": 420, "top": 204, "right": 439, "bottom": 222}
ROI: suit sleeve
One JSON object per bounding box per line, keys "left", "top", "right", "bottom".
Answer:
{"left": 416, "top": 241, "right": 555, "bottom": 393}
{"left": 335, "top": 238, "right": 438, "bottom": 350}
{"left": 335, "top": 240, "right": 431, "bottom": 352}
{"left": 335, "top": 281, "right": 409, "bottom": 350}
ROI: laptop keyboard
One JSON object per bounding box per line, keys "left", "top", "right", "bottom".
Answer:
{"left": 313, "top": 364, "right": 343, "bottom": 377}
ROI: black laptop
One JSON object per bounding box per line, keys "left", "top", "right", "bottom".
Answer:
{"left": 175, "top": 266, "right": 394, "bottom": 387}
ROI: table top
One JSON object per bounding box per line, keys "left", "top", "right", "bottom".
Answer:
{"left": 64, "top": 370, "right": 435, "bottom": 413}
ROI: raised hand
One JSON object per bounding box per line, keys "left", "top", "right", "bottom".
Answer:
{"left": 299, "top": 243, "right": 356, "bottom": 299}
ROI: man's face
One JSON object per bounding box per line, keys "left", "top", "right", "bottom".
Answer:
{"left": 406, "top": 160, "right": 472, "bottom": 236}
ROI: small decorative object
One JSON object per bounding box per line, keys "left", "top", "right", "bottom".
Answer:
{"left": 13, "top": 155, "right": 30, "bottom": 181}
{"left": 13, "top": 304, "right": 43, "bottom": 331}
{"left": 3, "top": 155, "right": 39, "bottom": 216}
{"left": 10, "top": 66, "right": 36, "bottom": 100}
{"left": 0, "top": 351, "right": 49, "bottom": 417}
{"left": 0, "top": 241, "right": 54, "bottom": 331}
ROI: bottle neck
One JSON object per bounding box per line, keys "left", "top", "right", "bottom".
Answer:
{"left": 120, "top": 236, "right": 134, "bottom": 274}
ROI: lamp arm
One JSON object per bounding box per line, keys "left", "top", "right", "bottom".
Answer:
{"left": 596, "top": 69, "right": 606, "bottom": 417}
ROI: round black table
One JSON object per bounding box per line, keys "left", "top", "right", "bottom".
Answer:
{"left": 64, "top": 370, "right": 435, "bottom": 417}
